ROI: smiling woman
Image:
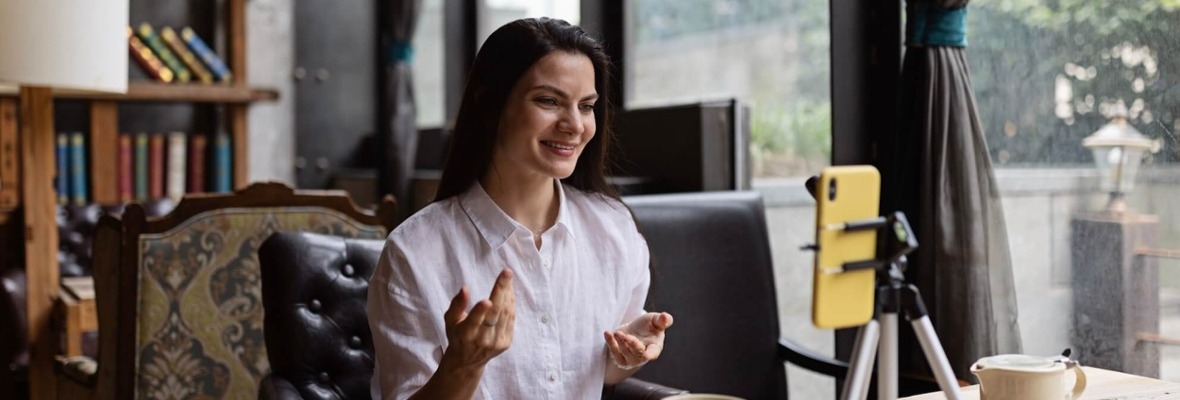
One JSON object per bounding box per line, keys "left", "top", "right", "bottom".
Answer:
{"left": 367, "top": 17, "right": 675, "bottom": 400}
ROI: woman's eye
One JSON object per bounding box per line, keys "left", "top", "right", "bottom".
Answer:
{"left": 579, "top": 104, "right": 595, "bottom": 113}
{"left": 536, "top": 97, "right": 559, "bottom": 106}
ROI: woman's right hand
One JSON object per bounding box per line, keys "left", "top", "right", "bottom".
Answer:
{"left": 441, "top": 268, "right": 516, "bottom": 370}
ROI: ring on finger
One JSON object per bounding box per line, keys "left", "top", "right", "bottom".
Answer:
{"left": 483, "top": 320, "right": 498, "bottom": 327}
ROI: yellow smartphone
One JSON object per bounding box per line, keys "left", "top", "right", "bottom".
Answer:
{"left": 812, "top": 165, "right": 880, "bottom": 329}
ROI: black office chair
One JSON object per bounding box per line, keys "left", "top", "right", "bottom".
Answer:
{"left": 622, "top": 191, "right": 847, "bottom": 400}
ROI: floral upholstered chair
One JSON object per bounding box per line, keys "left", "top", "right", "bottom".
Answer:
{"left": 57, "top": 182, "right": 397, "bottom": 400}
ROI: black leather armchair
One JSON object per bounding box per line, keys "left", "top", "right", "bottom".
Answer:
{"left": 258, "top": 232, "right": 385, "bottom": 400}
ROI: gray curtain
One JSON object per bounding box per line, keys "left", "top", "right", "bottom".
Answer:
{"left": 894, "top": 0, "right": 1022, "bottom": 381}
{"left": 379, "top": 0, "right": 423, "bottom": 217}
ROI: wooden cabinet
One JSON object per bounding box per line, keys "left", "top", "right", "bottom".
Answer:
{"left": 0, "top": 1, "right": 277, "bottom": 398}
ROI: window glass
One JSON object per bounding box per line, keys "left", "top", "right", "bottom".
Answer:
{"left": 412, "top": 0, "right": 445, "bottom": 127}
{"left": 477, "top": 0, "right": 581, "bottom": 49}
{"left": 627, "top": 0, "right": 831, "bottom": 178}
{"left": 969, "top": 0, "right": 1180, "bottom": 381}
{"left": 628, "top": 2, "right": 836, "bottom": 399}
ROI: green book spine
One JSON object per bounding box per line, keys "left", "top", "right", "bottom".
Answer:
{"left": 161, "top": 27, "right": 213, "bottom": 84}
{"left": 134, "top": 133, "right": 149, "bottom": 201}
{"left": 69, "top": 132, "right": 88, "bottom": 206}
{"left": 137, "top": 23, "right": 191, "bottom": 83}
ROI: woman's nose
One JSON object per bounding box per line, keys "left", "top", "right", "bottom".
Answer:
{"left": 557, "top": 107, "right": 585, "bottom": 135}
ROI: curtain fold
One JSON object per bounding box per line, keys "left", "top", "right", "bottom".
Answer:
{"left": 380, "top": 0, "right": 423, "bottom": 217}
{"left": 894, "top": 0, "right": 1022, "bottom": 381}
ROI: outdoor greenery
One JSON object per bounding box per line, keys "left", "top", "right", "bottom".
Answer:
{"left": 969, "top": 0, "right": 1180, "bottom": 164}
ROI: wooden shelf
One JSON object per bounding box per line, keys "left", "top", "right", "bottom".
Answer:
{"left": 0, "top": 82, "right": 278, "bottom": 104}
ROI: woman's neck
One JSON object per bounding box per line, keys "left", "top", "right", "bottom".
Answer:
{"left": 480, "top": 169, "right": 559, "bottom": 235}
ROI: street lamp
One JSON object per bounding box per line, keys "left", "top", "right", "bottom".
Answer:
{"left": 1081, "top": 107, "right": 1161, "bottom": 212}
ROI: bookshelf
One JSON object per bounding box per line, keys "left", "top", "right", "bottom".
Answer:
{"left": 0, "top": 0, "right": 278, "bottom": 399}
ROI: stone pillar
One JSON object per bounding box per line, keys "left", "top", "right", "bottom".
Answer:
{"left": 1071, "top": 211, "right": 1159, "bottom": 377}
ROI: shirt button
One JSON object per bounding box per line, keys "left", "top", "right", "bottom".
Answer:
{"left": 541, "top": 314, "right": 551, "bottom": 324}
{"left": 542, "top": 259, "right": 551, "bottom": 268}
{"left": 548, "top": 371, "right": 558, "bottom": 382}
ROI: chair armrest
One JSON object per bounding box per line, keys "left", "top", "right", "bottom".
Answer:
{"left": 258, "top": 374, "right": 302, "bottom": 400}
{"left": 604, "top": 377, "right": 689, "bottom": 400}
{"left": 53, "top": 355, "right": 97, "bottom": 387}
{"left": 778, "top": 337, "right": 850, "bottom": 378}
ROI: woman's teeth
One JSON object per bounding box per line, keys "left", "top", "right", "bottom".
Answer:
{"left": 543, "top": 141, "right": 574, "bottom": 150}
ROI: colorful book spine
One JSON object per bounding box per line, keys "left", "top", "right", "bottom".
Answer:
{"left": 134, "top": 133, "right": 149, "bottom": 201}
{"left": 166, "top": 132, "right": 187, "bottom": 201}
{"left": 181, "top": 27, "right": 232, "bottom": 84}
{"left": 128, "top": 26, "right": 174, "bottom": 83}
{"left": 137, "top": 23, "right": 191, "bottom": 83}
{"left": 212, "top": 132, "right": 231, "bottom": 193}
{"left": 160, "top": 27, "right": 213, "bottom": 84}
{"left": 118, "top": 134, "right": 133, "bottom": 203}
{"left": 149, "top": 134, "right": 165, "bottom": 199}
{"left": 55, "top": 133, "right": 69, "bottom": 205}
{"left": 69, "top": 132, "right": 88, "bottom": 206}
{"left": 188, "top": 134, "right": 207, "bottom": 193}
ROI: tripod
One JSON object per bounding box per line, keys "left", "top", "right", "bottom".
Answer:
{"left": 829, "top": 212, "right": 963, "bottom": 400}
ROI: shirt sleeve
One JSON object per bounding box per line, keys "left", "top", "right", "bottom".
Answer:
{"left": 368, "top": 238, "right": 446, "bottom": 400}
{"left": 621, "top": 218, "right": 652, "bottom": 324}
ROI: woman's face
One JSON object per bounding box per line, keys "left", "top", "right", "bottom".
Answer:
{"left": 493, "top": 51, "right": 598, "bottom": 181}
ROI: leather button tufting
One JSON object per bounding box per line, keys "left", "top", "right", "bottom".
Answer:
{"left": 350, "top": 336, "right": 362, "bottom": 348}
{"left": 318, "top": 372, "right": 330, "bottom": 383}
{"left": 342, "top": 263, "right": 355, "bottom": 277}
{"left": 309, "top": 299, "right": 322, "bottom": 312}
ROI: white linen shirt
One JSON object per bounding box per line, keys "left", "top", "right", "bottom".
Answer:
{"left": 368, "top": 180, "right": 651, "bottom": 400}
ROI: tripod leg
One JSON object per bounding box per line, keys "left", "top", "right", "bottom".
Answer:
{"left": 877, "top": 313, "right": 898, "bottom": 400}
{"left": 841, "top": 320, "right": 880, "bottom": 400}
{"left": 911, "top": 315, "right": 963, "bottom": 400}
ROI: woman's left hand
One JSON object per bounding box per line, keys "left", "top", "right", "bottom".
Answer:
{"left": 604, "top": 312, "right": 674, "bottom": 370}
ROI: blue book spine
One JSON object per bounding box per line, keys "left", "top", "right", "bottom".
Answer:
{"left": 56, "top": 133, "right": 69, "bottom": 205}
{"left": 70, "top": 132, "right": 88, "bottom": 205}
{"left": 181, "top": 27, "right": 232, "bottom": 83}
{"left": 213, "top": 132, "right": 231, "bottom": 192}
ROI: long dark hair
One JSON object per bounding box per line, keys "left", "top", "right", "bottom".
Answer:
{"left": 432, "top": 17, "right": 617, "bottom": 202}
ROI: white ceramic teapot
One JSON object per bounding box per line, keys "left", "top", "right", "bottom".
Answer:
{"left": 970, "top": 352, "right": 1086, "bottom": 400}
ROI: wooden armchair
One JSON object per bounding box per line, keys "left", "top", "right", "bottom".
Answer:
{"left": 57, "top": 183, "right": 397, "bottom": 400}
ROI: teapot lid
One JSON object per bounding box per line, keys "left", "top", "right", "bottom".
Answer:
{"left": 974, "top": 354, "right": 1063, "bottom": 372}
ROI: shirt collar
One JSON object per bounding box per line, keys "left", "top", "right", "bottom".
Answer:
{"left": 459, "top": 179, "right": 573, "bottom": 249}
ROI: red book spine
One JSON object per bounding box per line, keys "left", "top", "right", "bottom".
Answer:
{"left": 149, "top": 134, "right": 165, "bottom": 199}
{"left": 188, "top": 134, "right": 207, "bottom": 193}
{"left": 118, "top": 134, "right": 133, "bottom": 203}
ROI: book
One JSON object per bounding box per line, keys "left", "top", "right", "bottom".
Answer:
{"left": 56, "top": 133, "right": 69, "bottom": 205}
{"left": 69, "top": 132, "right": 87, "bottom": 206}
{"left": 136, "top": 23, "right": 191, "bottom": 83}
{"left": 134, "top": 133, "right": 148, "bottom": 201}
{"left": 127, "top": 26, "right": 174, "bottom": 83}
{"left": 181, "top": 27, "right": 232, "bottom": 84}
{"left": 119, "top": 134, "right": 133, "bottom": 203}
{"left": 149, "top": 134, "right": 165, "bottom": 199}
{"left": 212, "top": 132, "right": 231, "bottom": 193}
{"left": 166, "top": 132, "right": 187, "bottom": 201}
{"left": 160, "top": 27, "right": 213, "bottom": 84}
{"left": 188, "top": 134, "right": 207, "bottom": 193}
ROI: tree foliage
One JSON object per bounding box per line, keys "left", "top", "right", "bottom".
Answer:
{"left": 968, "top": 0, "right": 1180, "bottom": 164}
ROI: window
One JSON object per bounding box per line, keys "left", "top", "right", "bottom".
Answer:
{"left": 477, "top": 0, "right": 581, "bottom": 49}
{"left": 412, "top": 0, "right": 445, "bottom": 127}
{"left": 627, "top": 0, "right": 831, "bottom": 178}
{"left": 969, "top": 0, "right": 1180, "bottom": 381}
{"left": 627, "top": 2, "right": 835, "bottom": 399}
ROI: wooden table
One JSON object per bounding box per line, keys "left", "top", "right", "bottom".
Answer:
{"left": 901, "top": 367, "right": 1180, "bottom": 399}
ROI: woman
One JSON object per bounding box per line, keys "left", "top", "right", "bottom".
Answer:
{"left": 368, "top": 17, "right": 674, "bottom": 399}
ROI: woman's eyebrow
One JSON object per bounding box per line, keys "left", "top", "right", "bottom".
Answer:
{"left": 531, "top": 85, "right": 598, "bottom": 101}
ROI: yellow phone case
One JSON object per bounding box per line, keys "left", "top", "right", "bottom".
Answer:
{"left": 812, "top": 165, "right": 880, "bottom": 329}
